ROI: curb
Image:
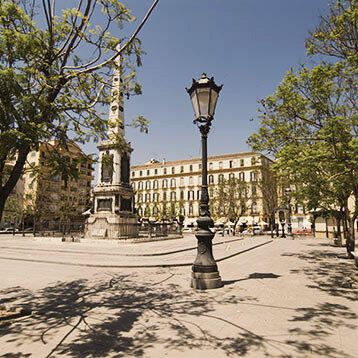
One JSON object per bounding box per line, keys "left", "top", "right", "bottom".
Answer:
{"left": 0, "top": 237, "right": 245, "bottom": 258}
{"left": 0, "top": 240, "right": 273, "bottom": 268}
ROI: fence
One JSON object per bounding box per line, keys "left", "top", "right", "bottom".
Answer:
{"left": 34, "top": 221, "right": 85, "bottom": 237}
{"left": 138, "top": 219, "right": 182, "bottom": 238}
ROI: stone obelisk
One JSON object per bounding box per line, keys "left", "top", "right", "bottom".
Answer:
{"left": 86, "top": 46, "right": 138, "bottom": 239}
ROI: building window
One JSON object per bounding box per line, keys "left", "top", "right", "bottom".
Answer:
{"left": 250, "top": 171, "right": 257, "bottom": 182}
{"left": 170, "top": 192, "right": 176, "bottom": 201}
{"left": 138, "top": 194, "right": 143, "bottom": 203}
{"left": 138, "top": 181, "right": 143, "bottom": 190}
{"left": 197, "top": 190, "right": 201, "bottom": 200}
{"left": 138, "top": 207, "right": 143, "bottom": 216}
{"left": 218, "top": 174, "right": 224, "bottom": 183}
{"left": 180, "top": 191, "right": 184, "bottom": 200}
{"left": 153, "top": 180, "right": 158, "bottom": 189}
{"left": 189, "top": 165, "right": 193, "bottom": 172}
{"left": 164, "top": 168, "right": 167, "bottom": 174}
{"left": 229, "top": 173, "right": 235, "bottom": 180}
{"left": 132, "top": 171, "right": 135, "bottom": 177}
{"left": 172, "top": 167, "right": 175, "bottom": 174}
{"left": 162, "top": 179, "right": 168, "bottom": 188}
{"left": 251, "top": 157, "right": 256, "bottom": 165}
{"left": 229, "top": 160, "right": 233, "bottom": 168}
{"left": 180, "top": 177, "right": 184, "bottom": 187}
{"left": 132, "top": 182, "right": 136, "bottom": 190}
{"left": 199, "top": 164, "right": 202, "bottom": 170}
{"left": 154, "top": 169, "right": 158, "bottom": 174}
{"left": 188, "top": 190, "right": 194, "bottom": 200}
{"left": 145, "top": 193, "right": 151, "bottom": 202}
{"left": 189, "top": 204, "right": 193, "bottom": 215}
{"left": 208, "top": 175, "right": 214, "bottom": 184}
{"left": 180, "top": 166, "right": 184, "bottom": 173}
{"left": 189, "top": 176, "right": 194, "bottom": 185}
{"left": 140, "top": 170, "right": 143, "bottom": 176}
{"left": 180, "top": 206, "right": 185, "bottom": 215}
{"left": 31, "top": 151, "right": 36, "bottom": 157}
{"left": 170, "top": 178, "right": 176, "bottom": 187}
{"left": 239, "top": 172, "right": 245, "bottom": 181}
{"left": 146, "top": 180, "right": 151, "bottom": 189}
{"left": 153, "top": 193, "right": 159, "bottom": 202}
{"left": 209, "top": 189, "right": 213, "bottom": 198}
{"left": 163, "top": 192, "right": 167, "bottom": 201}
{"left": 147, "top": 170, "right": 150, "bottom": 175}
{"left": 240, "top": 159, "right": 244, "bottom": 167}
{"left": 219, "top": 161, "right": 223, "bottom": 169}
{"left": 209, "top": 162, "right": 213, "bottom": 170}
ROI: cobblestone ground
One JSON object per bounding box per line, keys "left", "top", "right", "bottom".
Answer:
{"left": 0, "top": 235, "right": 357, "bottom": 358}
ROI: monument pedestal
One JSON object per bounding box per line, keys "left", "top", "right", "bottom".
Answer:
{"left": 86, "top": 212, "right": 137, "bottom": 239}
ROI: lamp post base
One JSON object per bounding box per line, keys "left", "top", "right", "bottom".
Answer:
{"left": 191, "top": 270, "right": 223, "bottom": 290}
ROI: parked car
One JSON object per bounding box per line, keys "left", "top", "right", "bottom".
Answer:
{"left": 242, "top": 226, "right": 264, "bottom": 235}
{"left": 252, "top": 226, "right": 264, "bottom": 235}
{"left": 0, "top": 227, "right": 18, "bottom": 233}
{"left": 216, "top": 228, "right": 234, "bottom": 235}
{"left": 293, "top": 228, "right": 311, "bottom": 234}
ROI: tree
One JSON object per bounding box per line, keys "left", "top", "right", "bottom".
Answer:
{"left": 305, "top": 0, "right": 358, "bottom": 67}
{"left": 248, "top": 62, "right": 358, "bottom": 257}
{"left": 0, "top": 0, "right": 159, "bottom": 221}
{"left": 258, "top": 167, "right": 278, "bottom": 236}
{"left": 210, "top": 177, "right": 250, "bottom": 235}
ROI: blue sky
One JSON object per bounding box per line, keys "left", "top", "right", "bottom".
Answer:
{"left": 85, "top": 0, "right": 331, "bottom": 166}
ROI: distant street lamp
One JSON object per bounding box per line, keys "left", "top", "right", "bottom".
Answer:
{"left": 186, "top": 73, "right": 223, "bottom": 289}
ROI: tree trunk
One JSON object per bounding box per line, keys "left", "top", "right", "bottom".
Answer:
{"left": 342, "top": 207, "right": 354, "bottom": 259}
{"left": 270, "top": 213, "right": 275, "bottom": 238}
{"left": 0, "top": 145, "right": 30, "bottom": 221}
{"left": 347, "top": 215, "right": 356, "bottom": 256}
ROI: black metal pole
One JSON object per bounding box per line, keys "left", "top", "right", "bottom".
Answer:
{"left": 191, "top": 120, "right": 222, "bottom": 289}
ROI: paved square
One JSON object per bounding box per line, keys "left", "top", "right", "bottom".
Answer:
{"left": 0, "top": 235, "right": 357, "bottom": 357}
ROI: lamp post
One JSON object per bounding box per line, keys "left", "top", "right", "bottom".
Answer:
{"left": 186, "top": 73, "right": 223, "bottom": 290}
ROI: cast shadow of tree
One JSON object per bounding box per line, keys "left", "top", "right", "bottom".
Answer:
{"left": 282, "top": 247, "right": 358, "bottom": 302}
{"left": 0, "top": 269, "right": 356, "bottom": 358}
{"left": 284, "top": 301, "right": 357, "bottom": 357}
{"left": 0, "top": 272, "right": 272, "bottom": 357}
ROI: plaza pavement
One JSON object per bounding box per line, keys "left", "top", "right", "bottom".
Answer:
{"left": 0, "top": 234, "right": 357, "bottom": 357}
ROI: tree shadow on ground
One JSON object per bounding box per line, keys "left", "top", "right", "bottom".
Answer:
{"left": 0, "top": 267, "right": 356, "bottom": 357}
{"left": 282, "top": 247, "right": 358, "bottom": 302}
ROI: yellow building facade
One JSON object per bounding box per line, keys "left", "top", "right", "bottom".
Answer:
{"left": 22, "top": 140, "right": 94, "bottom": 223}
{"left": 131, "top": 152, "right": 276, "bottom": 227}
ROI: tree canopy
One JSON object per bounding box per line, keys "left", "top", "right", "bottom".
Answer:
{"left": 248, "top": 0, "right": 357, "bottom": 255}
{"left": 0, "top": 0, "right": 159, "bottom": 220}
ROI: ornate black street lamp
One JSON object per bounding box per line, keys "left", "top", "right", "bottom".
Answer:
{"left": 186, "top": 73, "right": 223, "bottom": 289}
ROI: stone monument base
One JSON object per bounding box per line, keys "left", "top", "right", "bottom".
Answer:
{"left": 85, "top": 212, "right": 138, "bottom": 239}
{"left": 191, "top": 271, "right": 223, "bottom": 290}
